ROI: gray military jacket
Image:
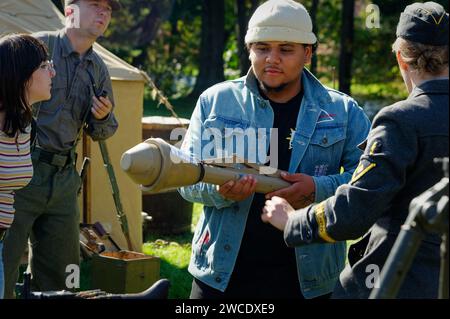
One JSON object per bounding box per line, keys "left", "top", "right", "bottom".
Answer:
{"left": 33, "top": 29, "right": 118, "bottom": 153}
{"left": 284, "top": 79, "right": 449, "bottom": 298}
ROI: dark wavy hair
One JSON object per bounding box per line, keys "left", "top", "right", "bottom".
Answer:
{"left": 0, "top": 34, "right": 49, "bottom": 137}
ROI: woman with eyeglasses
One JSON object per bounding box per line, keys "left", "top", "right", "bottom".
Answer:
{"left": 0, "top": 33, "right": 55, "bottom": 298}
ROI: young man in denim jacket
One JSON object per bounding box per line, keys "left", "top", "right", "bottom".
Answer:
{"left": 179, "top": 0, "right": 370, "bottom": 299}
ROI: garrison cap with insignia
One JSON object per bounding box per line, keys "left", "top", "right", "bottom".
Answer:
{"left": 396, "top": 1, "right": 449, "bottom": 45}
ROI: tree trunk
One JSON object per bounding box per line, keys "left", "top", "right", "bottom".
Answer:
{"left": 338, "top": 0, "right": 355, "bottom": 95}
{"left": 309, "top": 0, "right": 319, "bottom": 75}
{"left": 131, "top": 0, "right": 175, "bottom": 68}
{"left": 237, "top": 0, "right": 249, "bottom": 76}
{"left": 190, "top": 0, "right": 225, "bottom": 99}
{"left": 236, "top": 0, "right": 262, "bottom": 76}
{"left": 169, "top": 1, "right": 180, "bottom": 58}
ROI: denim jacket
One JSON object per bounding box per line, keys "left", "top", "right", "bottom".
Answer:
{"left": 179, "top": 68, "right": 370, "bottom": 298}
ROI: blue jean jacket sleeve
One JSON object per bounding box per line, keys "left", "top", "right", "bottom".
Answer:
{"left": 312, "top": 99, "right": 371, "bottom": 202}
{"left": 178, "top": 97, "right": 235, "bottom": 209}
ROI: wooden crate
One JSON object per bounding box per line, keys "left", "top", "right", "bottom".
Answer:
{"left": 92, "top": 251, "right": 160, "bottom": 294}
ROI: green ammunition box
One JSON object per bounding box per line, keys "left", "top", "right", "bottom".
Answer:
{"left": 92, "top": 251, "right": 160, "bottom": 294}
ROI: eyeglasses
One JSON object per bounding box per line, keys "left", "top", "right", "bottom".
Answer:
{"left": 39, "top": 60, "right": 55, "bottom": 75}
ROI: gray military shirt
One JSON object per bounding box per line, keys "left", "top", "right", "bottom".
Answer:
{"left": 33, "top": 29, "right": 118, "bottom": 152}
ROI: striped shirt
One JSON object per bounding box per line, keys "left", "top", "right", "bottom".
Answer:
{"left": 0, "top": 127, "right": 33, "bottom": 229}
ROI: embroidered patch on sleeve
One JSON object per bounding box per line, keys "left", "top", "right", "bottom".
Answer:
{"left": 350, "top": 160, "right": 376, "bottom": 185}
{"left": 314, "top": 202, "right": 336, "bottom": 243}
{"left": 350, "top": 141, "right": 380, "bottom": 184}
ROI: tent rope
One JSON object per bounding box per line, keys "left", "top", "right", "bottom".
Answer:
{"left": 139, "top": 70, "right": 187, "bottom": 128}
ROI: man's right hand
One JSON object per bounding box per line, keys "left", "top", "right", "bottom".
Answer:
{"left": 218, "top": 175, "right": 257, "bottom": 202}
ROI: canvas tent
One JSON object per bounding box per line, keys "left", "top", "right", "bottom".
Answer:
{"left": 0, "top": 0, "right": 146, "bottom": 251}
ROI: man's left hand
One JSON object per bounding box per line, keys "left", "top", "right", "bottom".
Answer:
{"left": 92, "top": 96, "right": 113, "bottom": 120}
{"left": 261, "top": 196, "right": 295, "bottom": 231}
{"left": 266, "top": 172, "right": 315, "bottom": 209}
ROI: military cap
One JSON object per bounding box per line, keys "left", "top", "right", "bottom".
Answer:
{"left": 396, "top": 2, "right": 449, "bottom": 45}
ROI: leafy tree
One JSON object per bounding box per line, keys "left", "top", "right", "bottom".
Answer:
{"left": 95, "top": 0, "right": 448, "bottom": 103}
{"left": 100, "top": 0, "right": 202, "bottom": 98}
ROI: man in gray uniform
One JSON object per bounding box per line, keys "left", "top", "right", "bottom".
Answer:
{"left": 262, "top": 1, "right": 449, "bottom": 298}
{"left": 2, "top": 0, "right": 120, "bottom": 297}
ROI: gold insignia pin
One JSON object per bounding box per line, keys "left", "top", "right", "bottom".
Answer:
{"left": 421, "top": 8, "right": 446, "bottom": 25}
{"left": 286, "top": 129, "right": 296, "bottom": 150}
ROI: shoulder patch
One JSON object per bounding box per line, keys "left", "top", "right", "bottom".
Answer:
{"left": 351, "top": 159, "right": 376, "bottom": 184}
{"left": 350, "top": 140, "right": 381, "bottom": 184}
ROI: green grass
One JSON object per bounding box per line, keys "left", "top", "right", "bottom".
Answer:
{"left": 142, "top": 240, "right": 192, "bottom": 299}
{"left": 142, "top": 203, "right": 203, "bottom": 299}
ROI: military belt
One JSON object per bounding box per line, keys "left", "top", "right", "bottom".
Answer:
{"left": 32, "top": 147, "right": 75, "bottom": 168}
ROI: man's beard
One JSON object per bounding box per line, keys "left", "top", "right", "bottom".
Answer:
{"left": 259, "top": 81, "right": 288, "bottom": 94}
